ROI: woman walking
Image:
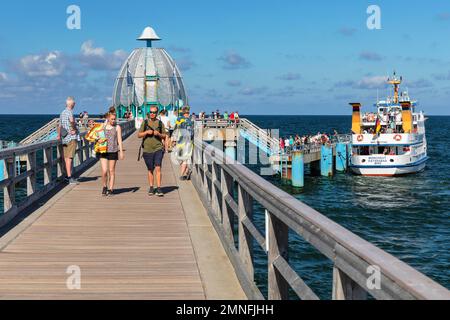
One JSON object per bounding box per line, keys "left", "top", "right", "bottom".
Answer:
{"left": 87, "top": 110, "right": 124, "bottom": 196}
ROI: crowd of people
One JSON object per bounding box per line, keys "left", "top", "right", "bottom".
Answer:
{"left": 58, "top": 97, "right": 195, "bottom": 199}
{"left": 279, "top": 130, "right": 340, "bottom": 154}
{"left": 361, "top": 110, "right": 407, "bottom": 134}
{"left": 197, "top": 110, "right": 240, "bottom": 126}
{"left": 77, "top": 111, "right": 90, "bottom": 129}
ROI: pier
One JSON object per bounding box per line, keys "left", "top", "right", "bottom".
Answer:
{"left": 1, "top": 118, "right": 449, "bottom": 300}
{"left": 199, "top": 118, "right": 352, "bottom": 187}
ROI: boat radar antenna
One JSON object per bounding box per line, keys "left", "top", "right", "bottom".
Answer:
{"left": 137, "top": 26, "right": 162, "bottom": 48}
{"left": 387, "top": 71, "right": 402, "bottom": 104}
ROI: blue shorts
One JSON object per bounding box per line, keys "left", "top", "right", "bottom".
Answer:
{"left": 143, "top": 150, "right": 164, "bottom": 172}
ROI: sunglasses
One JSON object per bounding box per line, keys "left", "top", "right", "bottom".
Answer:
{"left": 149, "top": 111, "right": 158, "bottom": 114}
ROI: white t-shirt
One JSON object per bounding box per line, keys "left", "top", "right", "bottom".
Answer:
{"left": 160, "top": 116, "right": 170, "bottom": 129}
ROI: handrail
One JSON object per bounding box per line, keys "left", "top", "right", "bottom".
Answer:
{"left": 190, "top": 138, "right": 450, "bottom": 300}
{"left": 20, "top": 117, "right": 114, "bottom": 145}
{"left": 20, "top": 118, "right": 60, "bottom": 145}
{"left": 1, "top": 120, "right": 136, "bottom": 227}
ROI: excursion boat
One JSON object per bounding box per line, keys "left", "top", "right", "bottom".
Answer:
{"left": 349, "top": 72, "right": 428, "bottom": 176}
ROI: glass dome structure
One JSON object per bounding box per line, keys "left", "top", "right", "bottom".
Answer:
{"left": 112, "top": 27, "right": 188, "bottom": 118}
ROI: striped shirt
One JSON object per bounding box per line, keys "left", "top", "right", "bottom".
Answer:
{"left": 60, "top": 108, "right": 77, "bottom": 144}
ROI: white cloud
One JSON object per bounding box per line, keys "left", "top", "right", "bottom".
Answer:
{"left": 176, "top": 56, "right": 196, "bottom": 71}
{"left": 335, "top": 76, "right": 388, "bottom": 90}
{"left": 278, "top": 72, "right": 301, "bottom": 81}
{"left": 79, "top": 40, "right": 128, "bottom": 70}
{"left": 359, "top": 51, "right": 384, "bottom": 61}
{"left": 17, "top": 51, "right": 66, "bottom": 77}
{"left": 218, "top": 51, "right": 251, "bottom": 70}
{"left": 81, "top": 40, "right": 107, "bottom": 57}
{"left": 239, "top": 86, "right": 267, "bottom": 96}
{"left": 356, "top": 76, "right": 388, "bottom": 89}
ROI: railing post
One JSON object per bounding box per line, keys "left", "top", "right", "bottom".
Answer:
{"left": 332, "top": 266, "right": 367, "bottom": 300}
{"left": 26, "top": 152, "right": 37, "bottom": 196}
{"left": 221, "top": 168, "right": 234, "bottom": 243}
{"left": 203, "top": 152, "right": 211, "bottom": 203}
{"left": 194, "top": 144, "right": 201, "bottom": 180}
{"left": 238, "top": 185, "right": 254, "bottom": 281}
{"left": 83, "top": 137, "right": 90, "bottom": 161}
{"left": 3, "top": 157, "right": 16, "bottom": 212}
{"left": 267, "top": 211, "right": 289, "bottom": 300}
{"left": 57, "top": 143, "right": 65, "bottom": 179}
{"left": 43, "top": 146, "right": 53, "bottom": 185}
{"left": 74, "top": 139, "right": 82, "bottom": 167}
{"left": 211, "top": 162, "right": 221, "bottom": 221}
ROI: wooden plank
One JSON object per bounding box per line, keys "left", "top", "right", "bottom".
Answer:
{"left": 26, "top": 152, "right": 36, "bottom": 196}
{"left": 267, "top": 211, "right": 289, "bottom": 300}
{"left": 221, "top": 168, "right": 235, "bottom": 244}
{"left": 238, "top": 185, "right": 254, "bottom": 282}
{"left": 332, "top": 265, "right": 368, "bottom": 300}
{"left": 0, "top": 134, "right": 206, "bottom": 300}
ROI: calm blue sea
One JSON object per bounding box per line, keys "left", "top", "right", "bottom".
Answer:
{"left": 0, "top": 114, "right": 449, "bottom": 299}
{"left": 245, "top": 115, "right": 450, "bottom": 298}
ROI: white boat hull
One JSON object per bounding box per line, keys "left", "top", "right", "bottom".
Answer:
{"left": 350, "top": 160, "right": 427, "bottom": 176}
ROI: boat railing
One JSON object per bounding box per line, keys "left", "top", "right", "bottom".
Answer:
{"left": 190, "top": 138, "right": 450, "bottom": 300}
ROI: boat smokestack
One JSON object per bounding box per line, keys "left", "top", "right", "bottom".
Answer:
{"left": 401, "top": 101, "right": 413, "bottom": 133}
{"left": 350, "top": 103, "right": 362, "bottom": 134}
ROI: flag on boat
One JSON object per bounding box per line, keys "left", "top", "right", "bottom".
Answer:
{"left": 374, "top": 116, "right": 382, "bottom": 136}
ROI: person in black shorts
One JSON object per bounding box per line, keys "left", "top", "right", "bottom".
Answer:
{"left": 96, "top": 110, "right": 124, "bottom": 196}
{"left": 138, "top": 106, "right": 168, "bottom": 197}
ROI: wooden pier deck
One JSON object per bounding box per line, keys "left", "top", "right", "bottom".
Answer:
{"left": 0, "top": 134, "right": 245, "bottom": 300}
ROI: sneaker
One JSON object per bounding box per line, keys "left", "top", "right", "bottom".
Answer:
{"left": 69, "top": 178, "right": 79, "bottom": 185}
{"left": 179, "top": 176, "right": 186, "bottom": 181}
{"left": 148, "top": 186, "right": 155, "bottom": 196}
{"left": 102, "top": 187, "right": 108, "bottom": 196}
{"left": 106, "top": 189, "right": 113, "bottom": 196}
{"left": 155, "top": 188, "right": 164, "bottom": 197}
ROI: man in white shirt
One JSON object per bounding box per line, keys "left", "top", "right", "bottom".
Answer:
{"left": 159, "top": 110, "right": 171, "bottom": 152}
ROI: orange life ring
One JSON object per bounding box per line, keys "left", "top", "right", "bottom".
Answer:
{"left": 394, "top": 135, "right": 402, "bottom": 142}
{"left": 357, "top": 135, "right": 364, "bottom": 142}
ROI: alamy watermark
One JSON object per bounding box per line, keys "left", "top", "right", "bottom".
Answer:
{"left": 367, "top": 5, "right": 382, "bottom": 30}
{"left": 367, "top": 265, "right": 382, "bottom": 290}
{"left": 66, "top": 265, "right": 82, "bottom": 290}
{"left": 66, "top": 5, "right": 81, "bottom": 30}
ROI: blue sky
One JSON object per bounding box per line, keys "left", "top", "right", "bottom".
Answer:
{"left": 0, "top": 0, "right": 449, "bottom": 115}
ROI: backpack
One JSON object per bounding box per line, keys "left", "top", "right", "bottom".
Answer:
{"left": 138, "top": 119, "right": 163, "bottom": 161}
{"left": 86, "top": 123, "right": 107, "bottom": 154}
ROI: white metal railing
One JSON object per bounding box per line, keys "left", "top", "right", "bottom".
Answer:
{"left": 190, "top": 139, "right": 450, "bottom": 300}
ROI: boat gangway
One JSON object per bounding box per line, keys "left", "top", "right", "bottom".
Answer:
{"left": 0, "top": 118, "right": 449, "bottom": 300}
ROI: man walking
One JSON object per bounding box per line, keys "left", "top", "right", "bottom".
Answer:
{"left": 138, "top": 106, "right": 167, "bottom": 197}
{"left": 174, "top": 108, "right": 194, "bottom": 181}
{"left": 57, "top": 97, "right": 79, "bottom": 185}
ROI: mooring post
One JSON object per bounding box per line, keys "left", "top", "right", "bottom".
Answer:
{"left": 321, "top": 145, "right": 333, "bottom": 177}
{"left": 0, "top": 159, "right": 4, "bottom": 181}
{"left": 291, "top": 151, "right": 304, "bottom": 188}
{"left": 225, "top": 141, "right": 236, "bottom": 162}
{"left": 335, "top": 143, "right": 348, "bottom": 172}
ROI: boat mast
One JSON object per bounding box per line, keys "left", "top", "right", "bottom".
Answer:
{"left": 387, "top": 71, "right": 402, "bottom": 104}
